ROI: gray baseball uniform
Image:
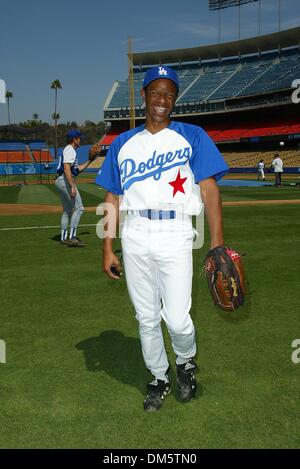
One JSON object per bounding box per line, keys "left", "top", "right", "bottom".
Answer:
{"left": 55, "top": 144, "right": 84, "bottom": 241}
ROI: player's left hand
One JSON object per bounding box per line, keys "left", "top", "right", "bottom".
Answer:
{"left": 204, "top": 245, "right": 245, "bottom": 311}
{"left": 88, "top": 143, "right": 102, "bottom": 162}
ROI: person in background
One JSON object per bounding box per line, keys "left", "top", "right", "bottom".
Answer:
{"left": 55, "top": 129, "right": 92, "bottom": 246}
{"left": 256, "top": 159, "right": 265, "bottom": 181}
{"left": 271, "top": 153, "right": 284, "bottom": 187}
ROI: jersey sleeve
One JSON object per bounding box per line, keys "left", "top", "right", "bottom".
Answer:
{"left": 95, "top": 139, "right": 123, "bottom": 195}
{"left": 189, "top": 128, "right": 228, "bottom": 183}
{"left": 63, "top": 145, "right": 76, "bottom": 164}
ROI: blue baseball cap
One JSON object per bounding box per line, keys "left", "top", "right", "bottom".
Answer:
{"left": 67, "top": 129, "right": 83, "bottom": 139}
{"left": 143, "top": 66, "right": 179, "bottom": 91}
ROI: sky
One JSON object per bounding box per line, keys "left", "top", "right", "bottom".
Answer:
{"left": 0, "top": 0, "right": 299, "bottom": 125}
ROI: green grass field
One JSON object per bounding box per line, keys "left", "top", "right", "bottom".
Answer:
{"left": 1, "top": 180, "right": 300, "bottom": 206}
{"left": 0, "top": 184, "right": 300, "bottom": 448}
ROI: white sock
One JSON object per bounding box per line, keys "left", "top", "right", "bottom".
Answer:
{"left": 69, "top": 227, "right": 76, "bottom": 239}
{"left": 176, "top": 357, "right": 191, "bottom": 366}
{"left": 61, "top": 229, "right": 68, "bottom": 241}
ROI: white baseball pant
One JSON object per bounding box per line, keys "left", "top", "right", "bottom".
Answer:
{"left": 121, "top": 212, "right": 196, "bottom": 382}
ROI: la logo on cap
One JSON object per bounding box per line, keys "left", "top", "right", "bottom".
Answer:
{"left": 158, "top": 67, "right": 168, "bottom": 76}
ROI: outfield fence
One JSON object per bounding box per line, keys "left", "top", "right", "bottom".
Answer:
{"left": 0, "top": 149, "right": 56, "bottom": 185}
{"left": 1, "top": 157, "right": 300, "bottom": 186}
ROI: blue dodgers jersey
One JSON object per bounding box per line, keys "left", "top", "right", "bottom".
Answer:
{"left": 96, "top": 121, "right": 228, "bottom": 215}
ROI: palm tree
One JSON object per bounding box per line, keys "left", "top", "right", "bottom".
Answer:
{"left": 50, "top": 80, "right": 62, "bottom": 158}
{"left": 5, "top": 91, "right": 13, "bottom": 125}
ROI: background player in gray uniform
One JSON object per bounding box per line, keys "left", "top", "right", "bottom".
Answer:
{"left": 55, "top": 129, "right": 93, "bottom": 246}
{"left": 97, "top": 66, "right": 228, "bottom": 412}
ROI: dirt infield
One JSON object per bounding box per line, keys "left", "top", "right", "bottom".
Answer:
{"left": 0, "top": 177, "right": 98, "bottom": 186}
{"left": 0, "top": 204, "right": 99, "bottom": 215}
{"left": 224, "top": 199, "right": 300, "bottom": 206}
{"left": 1, "top": 199, "right": 300, "bottom": 216}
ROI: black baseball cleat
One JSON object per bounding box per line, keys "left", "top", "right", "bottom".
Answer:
{"left": 176, "top": 358, "right": 198, "bottom": 402}
{"left": 68, "top": 237, "right": 86, "bottom": 247}
{"left": 60, "top": 239, "right": 74, "bottom": 246}
{"left": 143, "top": 379, "right": 171, "bottom": 412}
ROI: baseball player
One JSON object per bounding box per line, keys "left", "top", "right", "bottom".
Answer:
{"left": 271, "top": 153, "right": 284, "bottom": 186}
{"left": 55, "top": 129, "right": 92, "bottom": 246}
{"left": 96, "top": 66, "right": 228, "bottom": 412}
{"left": 256, "top": 159, "right": 265, "bottom": 181}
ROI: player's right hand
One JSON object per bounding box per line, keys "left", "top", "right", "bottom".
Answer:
{"left": 71, "top": 185, "right": 77, "bottom": 198}
{"left": 103, "top": 250, "right": 122, "bottom": 280}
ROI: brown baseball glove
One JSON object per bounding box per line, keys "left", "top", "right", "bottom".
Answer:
{"left": 204, "top": 245, "right": 246, "bottom": 311}
{"left": 88, "top": 143, "right": 102, "bottom": 161}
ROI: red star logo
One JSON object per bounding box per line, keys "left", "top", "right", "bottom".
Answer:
{"left": 168, "top": 170, "right": 187, "bottom": 197}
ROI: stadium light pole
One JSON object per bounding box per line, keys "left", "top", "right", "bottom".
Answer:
{"left": 238, "top": 1, "right": 241, "bottom": 40}
{"left": 5, "top": 91, "right": 13, "bottom": 125}
{"left": 127, "top": 37, "right": 136, "bottom": 130}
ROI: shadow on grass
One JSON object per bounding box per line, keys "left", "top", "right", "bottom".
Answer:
{"left": 75, "top": 330, "right": 148, "bottom": 394}
{"left": 51, "top": 231, "right": 91, "bottom": 243}
{"left": 51, "top": 234, "right": 61, "bottom": 242}
{"left": 76, "top": 329, "right": 205, "bottom": 401}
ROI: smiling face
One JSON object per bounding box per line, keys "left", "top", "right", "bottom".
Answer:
{"left": 141, "top": 78, "right": 177, "bottom": 133}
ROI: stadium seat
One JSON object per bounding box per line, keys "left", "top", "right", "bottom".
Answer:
{"left": 105, "top": 48, "right": 300, "bottom": 111}
{"left": 0, "top": 151, "right": 32, "bottom": 163}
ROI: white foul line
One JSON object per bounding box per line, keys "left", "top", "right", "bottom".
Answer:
{"left": 0, "top": 223, "right": 97, "bottom": 232}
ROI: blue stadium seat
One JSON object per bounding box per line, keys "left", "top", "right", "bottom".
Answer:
{"left": 0, "top": 142, "right": 27, "bottom": 151}
{"left": 105, "top": 47, "right": 300, "bottom": 109}
{"left": 28, "top": 141, "right": 48, "bottom": 150}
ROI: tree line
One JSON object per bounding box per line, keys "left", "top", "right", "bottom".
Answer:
{"left": 0, "top": 119, "right": 107, "bottom": 148}
{"left": 1, "top": 80, "right": 107, "bottom": 148}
